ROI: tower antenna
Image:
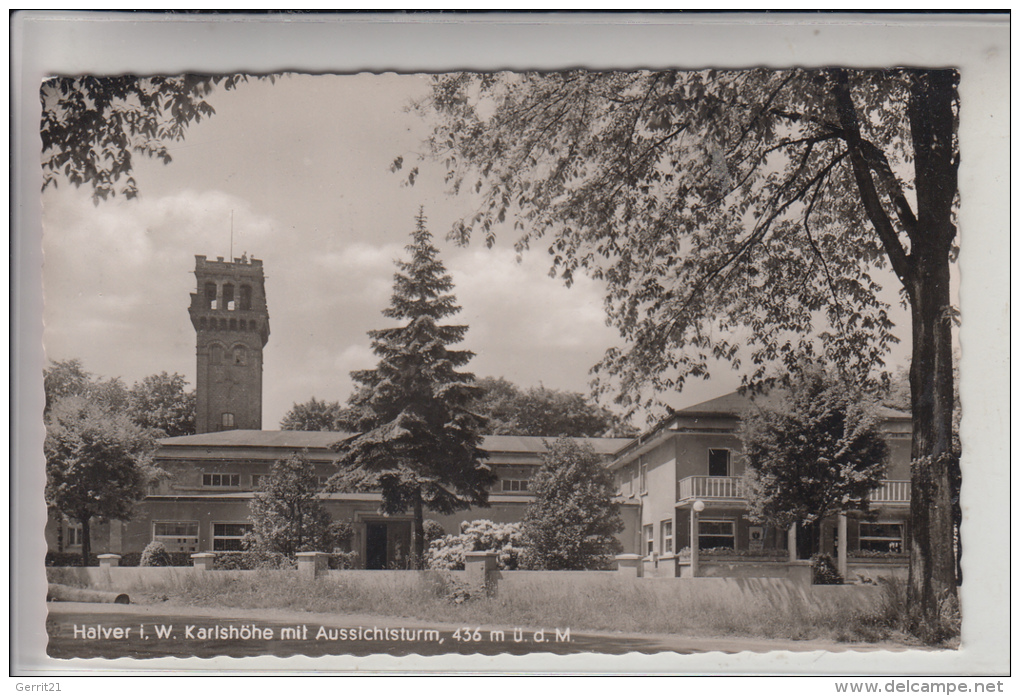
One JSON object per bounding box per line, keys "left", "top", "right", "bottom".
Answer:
{"left": 230, "top": 210, "right": 234, "bottom": 261}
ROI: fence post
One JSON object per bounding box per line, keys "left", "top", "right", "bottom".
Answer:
{"left": 191, "top": 552, "right": 216, "bottom": 571}
{"left": 296, "top": 551, "right": 329, "bottom": 580}
{"left": 97, "top": 554, "right": 121, "bottom": 568}
{"left": 614, "top": 553, "right": 643, "bottom": 578}
{"left": 464, "top": 551, "right": 498, "bottom": 595}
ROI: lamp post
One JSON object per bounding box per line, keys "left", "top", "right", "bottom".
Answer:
{"left": 690, "top": 499, "right": 705, "bottom": 577}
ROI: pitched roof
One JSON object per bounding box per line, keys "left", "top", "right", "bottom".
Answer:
{"left": 158, "top": 429, "right": 633, "bottom": 456}
{"left": 676, "top": 390, "right": 910, "bottom": 420}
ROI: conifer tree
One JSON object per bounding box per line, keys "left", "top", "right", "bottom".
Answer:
{"left": 330, "top": 209, "right": 494, "bottom": 568}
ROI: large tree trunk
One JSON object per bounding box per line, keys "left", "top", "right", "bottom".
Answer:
{"left": 410, "top": 490, "right": 425, "bottom": 570}
{"left": 81, "top": 516, "right": 92, "bottom": 567}
{"left": 904, "top": 69, "right": 960, "bottom": 640}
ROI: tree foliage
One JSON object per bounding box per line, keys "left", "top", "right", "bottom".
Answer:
{"left": 520, "top": 437, "right": 623, "bottom": 570}
{"left": 280, "top": 397, "right": 351, "bottom": 432}
{"left": 740, "top": 364, "right": 889, "bottom": 547}
{"left": 425, "top": 519, "right": 525, "bottom": 571}
{"left": 128, "top": 371, "right": 196, "bottom": 438}
{"left": 41, "top": 74, "right": 256, "bottom": 203}
{"left": 412, "top": 68, "right": 959, "bottom": 634}
{"left": 473, "top": 376, "right": 635, "bottom": 437}
{"left": 329, "top": 210, "right": 495, "bottom": 568}
{"left": 44, "top": 359, "right": 129, "bottom": 414}
{"left": 246, "top": 452, "right": 338, "bottom": 557}
{"left": 44, "top": 395, "right": 160, "bottom": 565}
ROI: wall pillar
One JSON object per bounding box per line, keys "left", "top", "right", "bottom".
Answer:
{"left": 614, "top": 553, "right": 643, "bottom": 578}
{"left": 837, "top": 513, "right": 848, "bottom": 579}
{"left": 787, "top": 523, "right": 798, "bottom": 563}
{"left": 191, "top": 552, "right": 216, "bottom": 571}
{"left": 464, "top": 551, "right": 499, "bottom": 595}
{"left": 97, "top": 554, "right": 121, "bottom": 568}
{"left": 690, "top": 501, "right": 704, "bottom": 577}
{"left": 296, "top": 551, "right": 329, "bottom": 580}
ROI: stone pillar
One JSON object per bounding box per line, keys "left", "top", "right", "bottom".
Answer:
{"left": 614, "top": 553, "right": 643, "bottom": 578}
{"left": 191, "top": 552, "right": 216, "bottom": 571}
{"left": 787, "top": 523, "right": 798, "bottom": 563}
{"left": 837, "top": 513, "right": 848, "bottom": 579}
{"left": 97, "top": 554, "right": 121, "bottom": 568}
{"left": 690, "top": 500, "right": 705, "bottom": 577}
{"left": 464, "top": 551, "right": 499, "bottom": 595}
{"left": 296, "top": 551, "right": 329, "bottom": 580}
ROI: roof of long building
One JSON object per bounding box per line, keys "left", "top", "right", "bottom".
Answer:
{"left": 158, "top": 429, "right": 634, "bottom": 456}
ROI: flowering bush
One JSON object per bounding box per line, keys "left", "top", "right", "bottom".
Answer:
{"left": 212, "top": 550, "right": 295, "bottom": 570}
{"left": 426, "top": 520, "right": 525, "bottom": 570}
{"left": 140, "top": 541, "right": 172, "bottom": 567}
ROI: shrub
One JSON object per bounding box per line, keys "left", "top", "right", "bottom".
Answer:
{"left": 45, "top": 551, "right": 97, "bottom": 567}
{"left": 423, "top": 520, "right": 445, "bottom": 545}
{"left": 213, "top": 550, "right": 295, "bottom": 570}
{"left": 426, "top": 520, "right": 525, "bottom": 570}
{"left": 140, "top": 541, "right": 172, "bottom": 567}
{"left": 811, "top": 553, "right": 843, "bottom": 585}
{"left": 328, "top": 551, "right": 359, "bottom": 570}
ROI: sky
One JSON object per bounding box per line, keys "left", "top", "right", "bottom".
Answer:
{"left": 40, "top": 72, "right": 913, "bottom": 430}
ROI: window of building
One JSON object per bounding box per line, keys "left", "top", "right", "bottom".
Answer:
{"left": 859, "top": 523, "right": 904, "bottom": 553}
{"left": 625, "top": 467, "right": 634, "bottom": 496}
{"left": 501, "top": 479, "right": 530, "bottom": 493}
{"left": 251, "top": 474, "right": 265, "bottom": 489}
{"left": 708, "top": 449, "right": 730, "bottom": 477}
{"left": 65, "top": 521, "right": 83, "bottom": 547}
{"left": 203, "top": 473, "right": 240, "bottom": 487}
{"left": 212, "top": 523, "right": 253, "bottom": 551}
{"left": 205, "top": 282, "right": 217, "bottom": 310}
{"left": 661, "top": 519, "right": 674, "bottom": 555}
{"left": 639, "top": 461, "right": 648, "bottom": 494}
{"left": 234, "top": 346, "right": 246, "bottom": 365}
{"left": 698, "top": 519, "right": 735, "bottom": 550}
{"left": 644, "top": 524, "right": 654, "bottom": 555}
{"left": 221, "top": 413, "right": 235, "bottom": 429}
{"left": 240, "top": 285, "right": 253, "bottom": 311}
{"left": 153, "top": 521, "right": 199, "bottom": 553}
{"left": 223, "top": 284, "right": 235, "bottom": 311}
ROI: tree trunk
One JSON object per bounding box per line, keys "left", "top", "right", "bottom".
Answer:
{"left": 904, "top": 69, "right": 960, "bottom": 641}
{"left": 410, "top": 491, "right": 425, "bottom": 570}
{"left": 81, "top": 516, "right": 91, "bottom": 567}
{"left": 906, "top": 250, "right": 959, "bottom": 638}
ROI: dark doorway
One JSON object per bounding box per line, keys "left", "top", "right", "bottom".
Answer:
{"left": 366, "top": 523, "right": 388, "bottom": 570}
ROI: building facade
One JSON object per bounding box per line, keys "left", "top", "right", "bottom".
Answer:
{"left": 609, "top": 392, "right": 911, "bottom": 581}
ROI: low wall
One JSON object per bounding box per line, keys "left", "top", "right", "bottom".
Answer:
{"left": 495, "top": 569, "right": 618, "bottom": 592}
{"left": 847, "top": 559, "right": 909, "bottom": 581}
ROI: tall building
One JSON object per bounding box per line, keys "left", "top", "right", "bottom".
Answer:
{"left": 188, "top": 254, "right": 270, "bottom": 434}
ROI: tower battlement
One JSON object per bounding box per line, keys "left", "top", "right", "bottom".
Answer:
{"left": 189, "top": 254, "right": 270, "bottom": 434}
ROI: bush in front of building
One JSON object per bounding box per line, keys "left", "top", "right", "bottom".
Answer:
{"left": 328, "top": 550, "right": 359, "bottom": 570}
{"left": 45, "top": 551, "right": 98, "bottom": 567}
{"left": 213, "top": 550, "right": 296, "bottom": 570}
{"left": 140, "top": 541, "right": 172, "bottom": 567}
{"left": 118, "top": 551, "right": 194, "bottom": 567}
{"left": 811, "top": 553, "right": 844, "bottom": 585}
{"left": 426, "top": 520, "right": 525, "bottom": 571}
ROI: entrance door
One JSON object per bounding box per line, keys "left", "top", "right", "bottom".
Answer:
{"left": 366, "top": 523, "right": 388, "bottom": 570}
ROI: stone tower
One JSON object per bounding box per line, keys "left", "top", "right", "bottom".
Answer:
{"left": 189, "top": 255, "right": 270, "bottom": 434}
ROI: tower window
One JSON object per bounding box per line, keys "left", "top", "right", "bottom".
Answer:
{"left": 204, "top": 282, "right": 217, "bottom": 310}
{"left": 229, "top": 318, "right": 237, "bottom": 331}
{"left": 234, "top": 346, "right": 246, "bottom": 365}
{"left": 223, "top": 284, "right": 235, "bottom": 311}
{"left": 221, "top": 413, "right": 235, "bottom": 428}
{"left": 219, "top": 318, "right": 227, "bottom": 331}
{"left": 240, "top": 285, "right": 253, "bottom": 311}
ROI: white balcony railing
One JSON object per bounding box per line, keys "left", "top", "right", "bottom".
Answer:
{"left": 676, "top": 476, "right": 911, "bottom": 504}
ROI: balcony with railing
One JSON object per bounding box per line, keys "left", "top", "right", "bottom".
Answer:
{"left": 676, "top": 476, "right": 911, "bottom": 505}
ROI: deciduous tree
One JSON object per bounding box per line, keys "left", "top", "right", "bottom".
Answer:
{"left": 329, "top": 210, "right": 495, "bottom": 568}
{"left": 41, "top": 74, "right": 257, "bottom": 203}
{"left": 411, "top": 69, "right": 959, "bottom": 635}
{"left": 520, "top": 437, "right": 622, "bottom": 570}
{"left": 279, "top": 397, "right": 350, "bottom": 432}
{"left": 246, "top": 452, "right": 337, "bottom": 557}
{"left": 44, "top": 395, "right": 160, "bottom": 565}
{"left": 128, "top": 371, "right": 195, "bottom": 438}
{"left": 740, "top": 364, "right": 889, "bottom": 557}
{"left": 473, "top": 376, "right": 635, "bottom": 437}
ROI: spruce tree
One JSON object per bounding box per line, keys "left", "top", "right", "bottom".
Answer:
{"left": 330, "top": 209, "right": 494, "bottom": 568}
